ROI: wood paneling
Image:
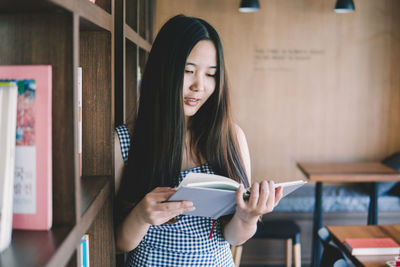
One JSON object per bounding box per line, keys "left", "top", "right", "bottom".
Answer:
{"left": 154, "top": 0, "right": 400, "bottom": 182}
{"left": 125, "top": 40, "right": 138, "bottom": 128}
{"left": 81, "top": 31, "right": 113, "bottom": 177}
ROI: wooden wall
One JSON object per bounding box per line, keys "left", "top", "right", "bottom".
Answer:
{"left": 154, "top": 0, "right": 400, "bottom": 182}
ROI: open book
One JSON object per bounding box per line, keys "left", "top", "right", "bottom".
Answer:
{"left": 168, "top": 173, "right": 306, "bottom": 219}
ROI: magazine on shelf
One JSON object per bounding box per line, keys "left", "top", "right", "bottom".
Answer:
{"left": 168, "top": 172, "right": 306, "bottom": 219}
{"left": 0, "top": 65, "right": 53, "bottom": 230}
{"left": 0, "top": 81, "right": 18, "bottom": 252}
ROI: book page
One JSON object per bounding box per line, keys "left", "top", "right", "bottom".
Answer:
{"left": 179, "top": 172, "right": 239, "bottom": 189}
{"left": 180, "top": 173, "right": 306, "bottom": 197}
{"left": 275, "top": 180, "right": 307, "bottom": 197}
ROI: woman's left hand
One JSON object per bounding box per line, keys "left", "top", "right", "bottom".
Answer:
{"left": 235, "top": 181, "right": 283, "bottom": 224}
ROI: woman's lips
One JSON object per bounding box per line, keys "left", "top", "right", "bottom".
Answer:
{"left": 184, "top": 97, "right": 200, "bottom": 106}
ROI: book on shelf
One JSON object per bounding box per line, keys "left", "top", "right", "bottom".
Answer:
{"left": 0, "top": 81, "right": 18, "bottom": 252}
{"left": 0, "top": 65, "right": 53, "bottom": 230}
{"left": 137, "top": 66, "right": 142, "bottom": 89}
{"left": 168, "top": 172, "right": 306, "bottom": 219}
{"left": 77, "top": 67, "right": 83, "bottom": 177}
{"left": 80, "top": 234, "right": 90, "bottom": 267}
{"left": 344, "top": 237, "right": 400, "bottom": 256}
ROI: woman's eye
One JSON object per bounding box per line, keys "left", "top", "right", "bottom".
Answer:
{"left": 184, "top": 70, "right": 193, "bottom": 74}
{"left": 207, "top": 73, "right": 216, "bottom": 77}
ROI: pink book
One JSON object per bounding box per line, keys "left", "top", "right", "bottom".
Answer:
{"left": 344, "top": 237, "right": 400, "bottom": 255}
{"left": 0, "top": 65, "right": 52, "bottom": 230}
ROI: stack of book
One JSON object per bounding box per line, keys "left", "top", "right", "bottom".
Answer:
{"left": 344, "top": 237, "right": 400, "bottom": 256}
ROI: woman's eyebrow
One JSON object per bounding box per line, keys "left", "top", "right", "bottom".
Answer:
{"left": 186, "top": 62, "right": 217, "bottom": 69}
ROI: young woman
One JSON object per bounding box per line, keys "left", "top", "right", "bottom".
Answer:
{"left": 115, "top": 14, "right": 283, "bottom": 266}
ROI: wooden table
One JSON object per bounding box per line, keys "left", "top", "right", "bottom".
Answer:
{"left": 297, "top": 162, "right": 400, "bottom": 267}
{"left": 327, "top": 224, "right": 400, "bottom": 267}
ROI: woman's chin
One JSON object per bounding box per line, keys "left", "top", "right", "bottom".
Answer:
{"left": 184, "top": 108, "right": 199, "bottom": 117}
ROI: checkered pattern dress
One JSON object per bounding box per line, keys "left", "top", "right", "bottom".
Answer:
{"left": 116, "top": 125, "right": 234, "bottom": 267}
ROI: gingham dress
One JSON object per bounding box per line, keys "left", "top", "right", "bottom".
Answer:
{"left": 116, "top": 125, "right": 234, "bottom": 267}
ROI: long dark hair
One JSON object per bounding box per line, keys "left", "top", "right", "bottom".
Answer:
{"left": 117, "top": 14, "right": 249, "bottom": 208}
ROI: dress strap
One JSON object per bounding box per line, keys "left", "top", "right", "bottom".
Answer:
{"left": 115, "top": 124, "right": 131, "bottom": 163}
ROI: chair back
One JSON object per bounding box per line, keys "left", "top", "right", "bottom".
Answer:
{"left": 318, "top": 227, "right": 348, "bottom": 267}
{"left": 333, "top": 259, "right": 348, "bottom": 267}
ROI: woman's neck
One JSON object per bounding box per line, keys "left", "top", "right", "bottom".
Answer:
{"left": 181, "top": 130, "right": 201, "bottom": 171}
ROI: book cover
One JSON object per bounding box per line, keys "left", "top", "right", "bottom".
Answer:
{"left": 168, "top": 172, "right": 306, "bottom": 219}
{"left": 0, "top": 65, "right": 52, "bottom": 230}
{"left": 80, "top": 234, "right": 90, "bottom": 267}
{"left": 0, "top": 81, "right": 18, "bottom": 252}
{"left": 344, "top": 238, "right": 400, "bottom": 256}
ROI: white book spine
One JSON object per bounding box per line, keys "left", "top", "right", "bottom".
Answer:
{"left": 77, "top": 67, "right": 82, "bottom": 176}
{"left": 0, "top": 82, "right": 18, "bottom": 252}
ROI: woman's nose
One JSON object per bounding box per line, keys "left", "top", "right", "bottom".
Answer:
{"left": 190, "top": 74, "right": 204, "bottom": 92}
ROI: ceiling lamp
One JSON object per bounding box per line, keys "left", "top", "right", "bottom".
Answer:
{"left": 239, "top": 0, "right": 260, "bottom": 13}
{"left": 334, "top": 0, "right": 355, "bottom": 13}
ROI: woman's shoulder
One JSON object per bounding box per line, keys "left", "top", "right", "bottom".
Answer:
{"left": 115, "top": 124, "right": 131, "bottom": 163}
{"left": 232, "top": 123, "right": 251, "bottom": 182}
{"left": 233, "top": 123, "right": 246, "bottom": 141}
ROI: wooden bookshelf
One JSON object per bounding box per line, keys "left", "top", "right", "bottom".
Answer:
{"left": 0, "top": 0, "right": 153, "bottom": 266}
{"left": 115, "top": 0, "right": 152, "bottom": 129}
{"left": 114, "top": 0, "right": 152, "bottom": 263}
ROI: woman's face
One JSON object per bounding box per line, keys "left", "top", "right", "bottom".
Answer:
{"left": 182, "top": 40, "right": 217, "bottom": 118}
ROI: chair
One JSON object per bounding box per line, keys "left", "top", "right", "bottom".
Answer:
{"left": 230, "top": 244, "right": 243, "bottom": 267}
{"left": 318, "top": 227, "right": 348, "bottom": 267}
{"left": 232, "top": 219, "right": 301, "bottom": 267}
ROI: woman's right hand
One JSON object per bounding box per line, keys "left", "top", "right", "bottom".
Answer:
{"left": 133, "top": 187, "right": 195, "bottom": 226}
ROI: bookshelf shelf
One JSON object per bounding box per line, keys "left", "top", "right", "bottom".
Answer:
{"left": 2, "top": 226, "right": 73, "bottom": 267}
{"left": 0, "top": 177, "right": 110, "bottom": 267}
{"left": 77, "top": 2, "right": 113, "bottom": 32}
{"left": 80, "top": 176, "right": 110, "bottom": 217}
{"left": 125, "top": 25, "right": 152, "bottom": 51}
{"left": 0, "top": 0, "right": 153, "bottom": 265}
{"left": 0, "top": 0, "right": 111, "bottom": 16}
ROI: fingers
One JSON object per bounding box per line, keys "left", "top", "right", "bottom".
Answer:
{"left": 236, "top": 184, "right": 246, "bottom": 208}
{"left": 156, "top": 201, "right": 195, "bottom": 223}
{"left": 257, "top": 181, "right": 269, "bottom": 207}
{"left": 266, "top": 181, "right": 275, "bottom": 212}
{"left": 146, "top": 188, "right": 177, "bottom": 202}
{"left": 274, "top": 186, "right": 283, "bottom": 206}
{"left": 156, "top": 200, "right": 194, "bottom": 212}
{"left": 249, "top": 182, "right": 259, "bottom": 208}
{"left": 237, "top": 180, "right": 277, "bottom": 215}
{"left": 152, "top": 187, "right": 176, "bottom": 192}
{"left": 139, "top": 199, "right": 195, "bottom": 225}
{"left": 138, "top": 187, "right": 196, "bottom": 225}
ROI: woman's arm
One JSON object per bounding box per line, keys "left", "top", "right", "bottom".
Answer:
{"left": 223, "top": 125, "right": 283, "bottom": 245}
{"left": 114, "top": 131, "right": 196, "bottom": 252}
{"left": 114, "top": 132, "right": 124, "bottom": 194}
{"left": 116, "top": 188, "right": 196, "bottom": 252}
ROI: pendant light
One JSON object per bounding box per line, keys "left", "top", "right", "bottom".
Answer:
{"left": 334, "top": 0, "right": 355, "bottom": 13}
{"left": 239, "top": 0, "right": 260, "bottom": 13}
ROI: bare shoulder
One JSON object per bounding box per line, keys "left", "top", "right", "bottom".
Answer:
{"left": 233, "top": 123, "right": 247, "bottom": 145}
{"left": 114, "top": 130, "right": 124, "bottom": 194}
{"left": 233, "top": 123, "right": 251, "bottom": 182}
